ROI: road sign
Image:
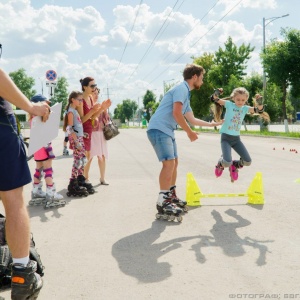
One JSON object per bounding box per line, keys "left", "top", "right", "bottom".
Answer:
{"left": 46, "top": 70, "right": 57, "bottom": 81}
{"left": 46, "top": 82, "right": 57, "bottom": 87}
{"left": 46, "top": 81, "right": 57, "bottom": 87}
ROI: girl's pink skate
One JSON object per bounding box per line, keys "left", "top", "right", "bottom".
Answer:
{"left": 229, "top": 164, "right": 238, "bottom": 182}
{"left": 215, "top": 162, "right": 224, "bottom": 177}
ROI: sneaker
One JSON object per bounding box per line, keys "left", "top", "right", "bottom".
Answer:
{"left": 11, "top": 260, "right": 43, "bottom": 300}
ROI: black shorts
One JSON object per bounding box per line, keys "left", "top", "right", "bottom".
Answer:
{"left": 0, "top": 114, "right": 31, "bottom": 191}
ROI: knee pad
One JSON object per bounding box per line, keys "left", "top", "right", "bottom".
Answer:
{"left": 64, "top": 136, "right": 69, "bottom": 143}
{"left": 222, "top": 159, "right": 232, "bottom": 168}
{"left": 81, "top": 157, "right": 88, "bottom": 167}
{"left": 34, "top": 167, "right": 44, "bottom": 180}
{"left": 44, "top": 167, "right": 53, "bottom": 179}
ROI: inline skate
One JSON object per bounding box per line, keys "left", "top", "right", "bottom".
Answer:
{"left": 11, "top": 260, "right": 43, "bottom": 300}
{"left": 156, "top": 192, "right": 183, "bottom": 222}
{"left": 29, "top": 183, "right": 46, "bottom": 206}
{"left": 63, "top": 146, "right": 69, "bottom": 156}
{"left": 77, "top": 175, "right": 95, "bottom": 194}
{"left": 44, "top": 183, "right": 66, "bottom": 209}
{"left": 215, "top": 158, "right": 224, "bottom": 177}
{"left": 229, "top": 160, "right": 243, "bottom": 182}
{"left": 169, "top": 186, "right": 188, "bottom": 212}
{"left": 67, "top": 178, "right": 89, "bottom": 197}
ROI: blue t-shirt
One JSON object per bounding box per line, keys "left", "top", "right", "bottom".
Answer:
{"left": 147, "top": 81, "right": 192, "bottom": 138}
{"left": 220, "top": 101, "right": 250, "bottom": 136}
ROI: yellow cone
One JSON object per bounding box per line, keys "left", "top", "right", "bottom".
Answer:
{"left": 186, "top": 172, "right": 202, "bottom": 206}
{"left": 247, "top": 172, "right": 264, "bottom": 205}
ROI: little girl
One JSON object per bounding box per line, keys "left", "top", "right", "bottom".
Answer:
{"left": 63, "top": 91, "right": 89, "bottom": 197}
{"left": 29, "top": 94, "right": 65, "bottom": 208}
{"left": 211, "top": 87, "right": 265, "bottom": 182}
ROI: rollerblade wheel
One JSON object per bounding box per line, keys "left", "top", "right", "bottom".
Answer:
{"left": 163, "top": 214, "right": 168, "bottom": 220}
{"left": 176, "top": 216, "right": 183, "bottom": 222}
{"left": 169, "top": 215, "right": 175, "bottom": 222}
{"left": 183, "top": 206, "right": 189, "bottom": 212}
{"left": 66, "top": 192, "right": 71, "bottom": 197}
{"left": 29, "top": 200, "right": 34, "bottom": 206}
{"left": 155, "top": 213, "right": 161, "bottom": 220}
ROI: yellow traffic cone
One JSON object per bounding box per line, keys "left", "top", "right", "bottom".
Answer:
{"left": 247, "top": 172, "right": 264, "bottom": 205}
{"left": 186, "top": 173, "right": 202, "bottom": 206}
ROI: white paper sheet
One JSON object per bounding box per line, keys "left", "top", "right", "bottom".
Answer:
{"left": 28, "top": 102, "right": 62, "bottom": 156}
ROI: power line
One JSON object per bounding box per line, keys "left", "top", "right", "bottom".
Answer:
{"left": 112, "top": 0, "right": 144, "bottom": 82}
{"left": 127, "top": 0, "right": 181, "bottom": 81}
{"left": 148, "top": 0, "right": 244, "bottom": 85}
{"left": 142, "top": 0, "right": 220, "bottom": 81}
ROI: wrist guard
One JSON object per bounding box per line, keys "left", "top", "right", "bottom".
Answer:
{"left": 210, "top": 95, "right": 220, "bottom": 103}
{"left": 256, "top": 96, "right": 263, "bottom": 106}
{"left": 254, "top": 105, "right": 265, "bottom": 114}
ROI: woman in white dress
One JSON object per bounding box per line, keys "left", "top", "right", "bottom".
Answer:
{"left": 89, "top": 88, "right": 110, "bottom": 185}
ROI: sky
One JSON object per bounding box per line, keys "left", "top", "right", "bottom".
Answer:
{"left": 0, "top": 0, "right": 298, "bottom": 111}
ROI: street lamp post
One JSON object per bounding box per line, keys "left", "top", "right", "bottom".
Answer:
{"left": 262, "top": 14, "right": 289, "bottom": 100}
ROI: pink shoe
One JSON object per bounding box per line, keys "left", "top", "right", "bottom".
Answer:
{"left": 229, "top": 164, "right": 238, "bottom": 182}
{"left": 215, "top": 162, "right": 224, "bottom": 177}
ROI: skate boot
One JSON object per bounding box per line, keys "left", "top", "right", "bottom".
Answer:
{"left": 11, "top": 260, "right": 43, "bottom": 300}
{"left": 215, "top": 158, "right": 224, "bottom": 177}
{"left": 63, "top": 146, "right": 69, "bottom": 156}
{"left": 67, "top": 178, "right": 89, "bottom": 197}
{"left": 156, "top": 192, "right": 183, "bottom": 222}
{"left": 229, "top": 160, "right": 240, "bottom": 182}
{"left": 29, "top": 183, "right": 46, "bottom": 206}
{"left": 169, "top": 185, "right": 188, "bottom": 212}
{"left": 44, "top": 183, "right": 66, "bottom": 209}
{"left": 77, "top": 175, "right": 95, "bottom": 194}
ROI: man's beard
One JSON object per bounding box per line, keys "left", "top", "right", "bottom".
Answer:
{"left": 193, "top": 82, "right": 201, "bottom": 90}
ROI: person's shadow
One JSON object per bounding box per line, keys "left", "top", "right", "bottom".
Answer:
{"left": 112, "top": 221, "right": 199, "bottom": 283}
{"left": 191, "top": 209, "right": 273, "bottom": 266}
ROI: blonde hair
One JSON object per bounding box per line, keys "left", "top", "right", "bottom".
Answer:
{"left": 230, "top": 87, "right": 249, "bottom": 100}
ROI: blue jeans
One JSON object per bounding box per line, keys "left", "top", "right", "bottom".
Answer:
{"left": 220, "top": 133, "right": 252, "bottom": 167}
{"left": 147, "top": 129, "right": 178, "bottom": 162}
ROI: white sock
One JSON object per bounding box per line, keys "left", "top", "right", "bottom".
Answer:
{"left": 13, "top": 256, "right": 29, "bottom": 267}
{"left": 157, "top": 190, "right": 169, "bottom": 205}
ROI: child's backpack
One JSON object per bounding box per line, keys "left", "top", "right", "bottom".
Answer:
{"left": 0, "top": 213, "right": 44, "bottom": 289}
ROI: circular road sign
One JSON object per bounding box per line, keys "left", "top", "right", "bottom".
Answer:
{"left": 46, "top": 70, "right": 57, "bottom": 81}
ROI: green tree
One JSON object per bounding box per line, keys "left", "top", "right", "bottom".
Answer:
{"left": 9, "top": 68, "right": 36, "bottom": 101}
{"left": 143, "top": 90, "right": 156, "bottom": 121}
{"left": 209, "top": 37, "right": 254, "bottom": 87}
{"left": 51, "top": 76, "right": 69, "bottom": 119}
{"left": 113, "top": 99, "right": 138, "bottom": 123}
{"left": 191, "top": 53, "right": 215, "bottom": 119}
{"left": 261, "top": 28, "right": 300, "bottom": 129}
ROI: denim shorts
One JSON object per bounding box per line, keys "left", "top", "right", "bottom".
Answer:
{"left": 0, "top": 114, "right": 31, "bottom": 191}
{"left": 147, "top": 129, "right": 178, "bottom": 162}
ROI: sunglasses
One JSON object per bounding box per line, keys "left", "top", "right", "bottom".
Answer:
{"left": 89, "top": 84, "right": 97, "bottom": 88}
{"left": 75, "top": 98, "right": 83, "bottom": 102}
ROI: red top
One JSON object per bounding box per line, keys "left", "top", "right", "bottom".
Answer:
{"left": 82, "top": 97, "right": 93, "bottom": 134}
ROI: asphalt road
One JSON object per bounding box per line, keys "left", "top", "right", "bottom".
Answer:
{"left": 1, "top": 129, "right": 300, "bottom": 300}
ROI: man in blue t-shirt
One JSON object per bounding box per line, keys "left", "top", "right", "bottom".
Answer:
{"left": 147, "top": 64, "right": 222, "bottom": 221}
